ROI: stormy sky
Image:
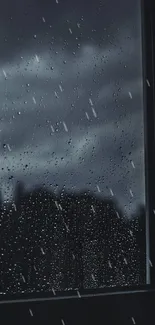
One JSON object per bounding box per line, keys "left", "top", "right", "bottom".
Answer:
{"left": 0, "top": 0, "right": 145, "bottom": 217}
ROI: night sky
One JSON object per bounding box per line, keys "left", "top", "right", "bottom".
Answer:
{"left": 0, "top": 0, "right": 145, "bottom": 217}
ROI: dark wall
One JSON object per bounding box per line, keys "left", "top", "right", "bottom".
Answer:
{"left": 1, "top": 290, "right": 155, "bottom": 324}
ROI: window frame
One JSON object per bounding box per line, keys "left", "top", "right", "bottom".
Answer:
{"left": 1, "top": 0, "right": 155, "bottom": 305}
{"left": 142, "top": 0, "right": 155, "bottom": 288}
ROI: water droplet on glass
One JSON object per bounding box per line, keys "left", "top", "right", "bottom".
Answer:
{"left": 69, "top": 28, "right": 72, "bottom": 34}
{"left": 128, "top": 91, "right": 132, "bottom": 99}
{"left": 109, "top": 188, "right": 114, "bottom": 196}
{"left": 85, "top": 112, "right": 90, "bottom": 120}
{"left": 35, "top": 54, "right": 39, "bottom": 62}
{"left": 89, "top": 98, "right": 93, "bottom": 106}
{"left": 59, "top": 84, "right": 63, "bottom": 92}
{"left": 92, "top": 107, "right": 97, "bottom": 118}
{"left": 131, "top": 160, "right": 135, "bottom": 169}
{"left": 63, "top": 121, "right": 68, "bottom": 132}
{"left": 41, "top": 247, "right": 45, "bottom": 255}
{"left": 2, "top": 69, "right": 7, "bottom": 78}
{"left": 108, "top": 261, "right": 112, "bottom": 268}
{"left": 96, "top": 185, "right": 101, "bottom": 192}
{"left": 32, "top": 97, "right": 36, "bottom": 104}
{"left": 54, "top": 91, "right": 59, "bottom": 98}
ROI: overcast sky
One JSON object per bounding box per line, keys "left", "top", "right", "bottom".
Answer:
{"left": 0, "top": 0, "right": 145, "bottom": 217}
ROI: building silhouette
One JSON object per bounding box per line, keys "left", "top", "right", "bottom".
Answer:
{"left": 0, "top": 182, "right": 146, "bottom": 295}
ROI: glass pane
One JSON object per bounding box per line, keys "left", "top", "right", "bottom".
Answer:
{"left": 0, "top": 0, "right": 146, "bottom": 296}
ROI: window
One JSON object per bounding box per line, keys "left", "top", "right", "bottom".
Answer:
{"left": 0, "top": 0, "right": 152, "bottom": 300}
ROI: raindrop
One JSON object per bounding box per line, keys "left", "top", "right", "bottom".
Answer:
{"left": 12, "top": 203, "right": 17, "bottom": 211}
{"left": 64, "top": 222, "right": 69, "bottom": 232}
{"left": 7, "top": 144, "right": 11, "bottom": 152}
{"left": 77, "top": 290, "right": 81, "bottom": 298}
{"left": 89, "top": 98, "right": 93, "bottom": 106}
{"left": 91, "top": 205, "right": 95, "bottom": 213}
{"left": 69, "top": 28, "right": 72, "bottom": 34}
{"left": 59, "top": 84, "right": 63, "bottom": 92}
{"left": 41, "top": 247, "right": 45, "bottom": 255}
{"left": 129, "top": 189, "right": 134, "bottom": 197}
{"left": 61, "top": 320, "right": 65, "bottom": 325}
{"left": 131, "top": 161, "right": 135, "bottom": 169}
{"left": 85, "top": 112, "right": 90, "bottom": 120}
{"left": 131, "top": 317, "right": 136, "bottom": 324}
{"left": 21, "top": 274, "right": 26, "bottom": 283}
{"left": 55, "top": 201, "right": 59, "bottom": 209}
{"left": 35, "top": 54, "right": 39, "bottom": 62}
{"left": 2, "top": 69, "right": 7, "bottom": 78}
{"left": 59, "top": 204, "right": 62, "bottom": 210}
{"left": 33, "top": 97, "right": 36, "bottom": 104}
{"left": 91, "top": 274, "right": 95, "bottom": 281}
{"left": 29, "top": 309, "right": 33, "bottom": 317}
{"left": 116, "top": 211, "right": 120, "bottom": 218}
{"left": 50, "top": 125, "right": 55, "bottom": 132}
{"left": 54, "top": 91, "right": 59, "bottom": 98}
{"left": 108, "top": 261, "right": 112, "bottom": 268}
{"left": 124, "top": 258, "right": 128, "bottom": 265}
{"left": 146, "top": 79, "right": 150, "bottom": 87}
{"left": 92, "top": 107, "right": 97, "bottom": 118}
{"left": 128, "top": 91, "right": 132, "bottom": 99}
{"left": 96, "top": 185, "right": 101, "bottom": 192}
{"left": 52, "top": 288, "right": 56, "bottom": 295}
{"left": 63, "top": 121, "right": 68, "bottom": 132}
{"left": 149, "top": 259, "right": 153, "bottom": 267}
{"left": 42, "top": 17, "right": 46, "bottom": 22}
{"left": 109, "top": 188, "right": 114, "bottom": 196}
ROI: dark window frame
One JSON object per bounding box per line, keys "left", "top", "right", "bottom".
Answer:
{"left": 142, "top": 0, "right": 155, "bottom": 288}
{"left": 1, "top": 0, "right": 155, "bottom": 305}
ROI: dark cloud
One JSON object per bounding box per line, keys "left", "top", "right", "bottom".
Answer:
{"left": 0, "top": 0, "right": 141, "bottom": 62}
{"left": 0, "top": 0, "right": 145, "bottom": 217}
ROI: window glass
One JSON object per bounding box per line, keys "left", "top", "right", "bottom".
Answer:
{"left": 0, "top": 0, "right": 146, "bottom": 296}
